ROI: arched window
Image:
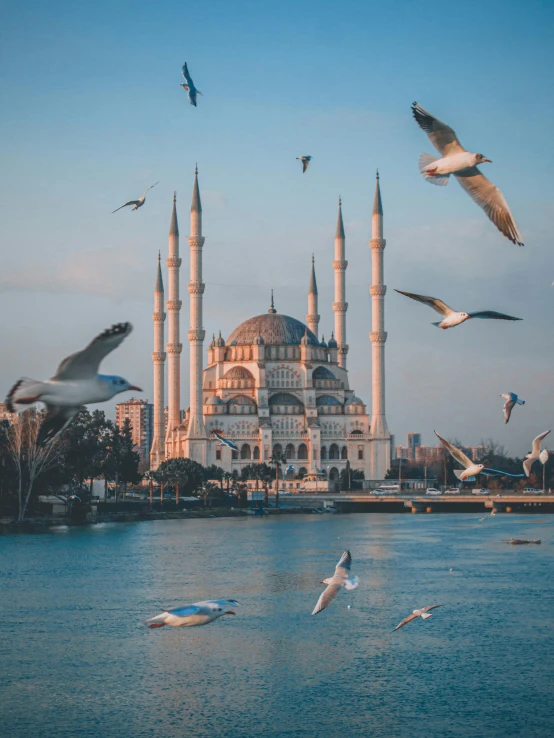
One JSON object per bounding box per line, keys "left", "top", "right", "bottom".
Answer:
{"left": 329, "top": 467, "right": 339, "bottom": 481}
{"left": 341, "top": 446, "right": 348, "bottom": 460}
{"left": 273, "top": 443, "right": 283, "bottom": 457}
{"left": 321, "top": 446, "right": 327, "bottom": 460}
{"left": 285, "top": 443, "right": 295, "bottom": 460}
{"left": 232, "top": 449, "right": 238, "bottom": 460}
{"left": 253, "top": 446, "right": 260, "bottom": 460}
{"left": 329, "top": 443, "right": 340, "bottom": 459}
{"left": 297, "top": 443, "right": 308, "bottom": 460}
{"left": 298, "top": 467, "right": 307, "bottom": 478}
{"left": 241, "top": 443, "right": 251, "bottom": 460}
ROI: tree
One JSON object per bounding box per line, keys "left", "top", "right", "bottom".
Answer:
{"left": 101, "top": 420, "right": 142, "bottom": 501}
{"left": 270, "top": 450, "right": 287, "bottom": 508}
{"left": 154, "top": 458, "right": 204, "bottom": 497}
{"left": 204, "top": 464, "right": 225, "bottom": 491}
{"left": 64, "top": 409, "right": 113, "bottom": 497}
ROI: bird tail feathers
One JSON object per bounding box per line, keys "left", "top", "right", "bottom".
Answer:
{"left": 518, "top": 400, "right": 525, "bottom": 405}
{"left": 419, "top": 153, "right": 450, "bottom": 186}
{"left": 453, "top": 470, "right": 465, "bottom": 480}
{"left": 344, "top": 575, "right": 359, "bottom": 591}
{"left": 6, "top": 377, "right": 45, "bottom": 413}
{"left": 145, "top": 613, "right": 167, "bottom": 628}
{"left": 421, "top": 613, "right": 432, "bottom": 620}
{"left": 431, "top": 321, "right": 442, "bottom": 328}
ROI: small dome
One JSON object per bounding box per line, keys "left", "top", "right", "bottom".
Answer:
{"left": 328, "top": 333, "right": 338, "bottom": 348}
{"left": 227, "top": 395, "right": 256, "bottom": 406}
{"left": 319, "top": 335, "right": 328, "bottom": 349}
{"left": 269, "top": 392, "right": 304, "bottom": 406}
{"left": 227, "top": 313, "right": 318, "bottom": 347}
{"left": 216, "top": 331, "right": 225, "bottom": 347}
{"left": 316, "top": 395, "right": 342, "bottom": 406}
{"left": 313, "top": 366, "right": 335, "bottom": 380}
{"left": 346, "top": 395, "right": 365, "bottom": 406}
{"left": 205, "top": 396, "right": 224, "bottom": 405}
{"left": 223, "top": 366, "right": 254, "bottom": 380}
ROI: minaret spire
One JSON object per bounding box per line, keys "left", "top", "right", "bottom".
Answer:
{"left": 150, "top": 252, "right": 166, "bottom": 469}
{"left": 268, "top": 289, "right": 276, "bottom": 314}
{"left": 306, "top": 253, "right": 319, "bottom": 338}
{"left": 166, "top": 192, "right": 182, "bottom": 440}
{"left": 332, "top": 196, "right": 348, "bottom": 368}
{"left": 369, "top": 170, "right": 390, "bottom": 478}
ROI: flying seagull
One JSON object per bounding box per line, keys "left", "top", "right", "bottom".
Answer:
{"left": 393, "top": 605, "right": 443, "bottom": 632}
{"left": 434, "top": 431, "right": 524, "bottom": 481}
{"left": 411, "top": 102, "right": 523, "bottom": 246}
{"left": 6, "top": 323, "right": 141, "bottom": 446}
{"left": 211, "top": 431, "right": 238, "bottom": 452}
{"left": 180, "top": 62, "right": 202, "bottom": 106}
{"left": 112, "top": 182, "right": 159, "bottom": 213}
{"left": 500, "top": 392, "right": 525, "bottom": 424}
{"left": 395, "top": 290, "right": 522, "bottom": 329}
{"left": 312, "top": 550, "right": 359, "bottom": 615}
{"left": 145, "top": 599, "right": 239, "bottom": 628}
{"left": 523, "top": 430, "right": 551, "bottom": 477}
{"left": 296, "top": 155, "right": 312, "bottom": 173}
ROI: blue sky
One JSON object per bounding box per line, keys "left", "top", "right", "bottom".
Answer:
{"left": 1, "top": 0, "right": 553, "bottom": 455}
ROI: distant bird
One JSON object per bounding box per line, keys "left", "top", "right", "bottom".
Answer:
{"left": 479, "top": 509, "right": 496, "bottom": 522}
{"left": 312, "top": 550, "right": 359, "bottom": 615}
{"left": 411, "top": 102, "right": 523, "bottom": 246}
{"left": 395, "top": 290, "right": 522, "bottom": 329}
{"left": 539, "top": 449, "right": 549, "bottom": 466}
{"left": 180, "top": 62, "right": 202, "bottom": 106}
{"left": 211, "top": 431, "right": 238, "bottom": 452}
{"left": 500, "top": 392, "right": 525, "bottom": 424}
{"left": 146, "top": 599, "right": 239, "bottom": 628}
{"left": 112, "top": 182, "right": 159, "bottom": 213}
{"left": 435, "top": 431, "right": 524, "bottom": 481}
{"left": 393, "top": 605, "right": 443, "bottom": 632}
{"left": 296, "top": 155, "right": 312, "bottom": 173}
{"left": 523, "top": 430, "right": 551, "bottom": 477}
{"left": 6, "top": 323, "right": 141, "bottom": 446}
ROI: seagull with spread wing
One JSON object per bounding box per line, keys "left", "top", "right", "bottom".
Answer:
{"left": 180, "top": 62, "right": 202, "bottom": 106}
{"left": 523, "top": 430, "right": 551, "bottom": 477}
{"left": 311, "top": 550, "right": 359, "bottom": 615}
{"left": 411, "top": 102, "right": 523, "bottom": 246}
{"left": 435, "top": 431, "right": 524, "bottom": 481}
{"left": 500, "top": 392, "right": 525, "bottom": 424}
{"left": 296, "top": 155, "right": 312, "bottom": 173}
{"left": 395, "top": 289, "right": 522, "bottom": 329}
{"left": 393, "top": 605, "right": 443, "bottom": 632}
{"left": 6, "top": 323, "right": 141, "bottom": 446}
{"left": 112, "top": 182, "right": 159, "bottom": 213}
{"left": 146, "top": 599, "right": 239, "bottom": 628}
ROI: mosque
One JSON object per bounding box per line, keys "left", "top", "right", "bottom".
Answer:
{"left": 149, "top": 169, "right": 391, "bottom": 482}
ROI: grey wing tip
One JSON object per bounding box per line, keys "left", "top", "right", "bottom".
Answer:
{"left": 5, "top": 378, "right": 25, "bottom": 413}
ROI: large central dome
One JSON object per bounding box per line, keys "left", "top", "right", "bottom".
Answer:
{"left": 226, "top": 312, "right": 319, "bottom": 347}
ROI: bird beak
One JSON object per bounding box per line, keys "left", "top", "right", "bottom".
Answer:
{"left": 483, "top": 158, "right": 492, "bottom": 163}
{"left": 128, "top": 385, "right": 142, "bottom": 392}
{"left": 226, "top": 611, "right": 236, "bottom": 616}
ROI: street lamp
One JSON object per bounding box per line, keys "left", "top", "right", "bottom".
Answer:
{"left": 540, "top": 449, "right": 549, "bottom": 493}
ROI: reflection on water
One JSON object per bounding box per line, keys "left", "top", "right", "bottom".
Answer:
{"left": 1, "top": 514, "right": 553, "bottom": 737}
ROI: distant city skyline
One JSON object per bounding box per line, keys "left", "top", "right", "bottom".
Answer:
{"left": 1, "top": 0, "right": 553, "bottom": 456}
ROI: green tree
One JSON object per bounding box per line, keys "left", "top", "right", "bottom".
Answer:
{"left": 154, "top": 457, "right": 204, "bottom": 496}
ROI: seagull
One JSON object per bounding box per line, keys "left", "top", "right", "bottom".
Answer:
{"left": 296, "top": 155, "right": 312, "bottom": 173}
{"left": 500, "top": 392, "right": 525, "bottom": 424}
{"left": 479, "top": 509, "right": 496, "bottom": 522}
{"left": 395, "top": 290, "right": 522, "bottom": 329}
{"left": 434, "top": 431, "right": 525, "bottom": 481}
{"left": 311, "top": 550, "right": 359, "bottom": 615}
{"left": 523, "top": 430, "right": 551, "bottom": 477}
{"left": 6, "top": 323, "right": 141, "bottom": 446}
{"left": 112, "top": 182, "right": 159, "bottom": 213}
{"left": 539, "top": 449, "right": 549, "bottom": 465}
{"left": 411, "top": 102, "right": 523, "bottom": 246}
{"left": 180, "top": 62, "right": 202, "bottom": 106}
{"left": 145, "top": 599, "right": 239, "bottom": 628}
{"left": 393, "top": 605, "right": 443, "bottom": 632}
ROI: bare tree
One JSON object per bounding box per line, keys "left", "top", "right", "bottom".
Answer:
{"left": 5, "top": 409, "right": 65, "bottom": 521}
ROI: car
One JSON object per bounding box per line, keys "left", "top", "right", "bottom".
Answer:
{"left": 523, "top": 488, "right": 543, "bottom": 495}
{"left": 372, "top": 488, "right": 393, "bottom": 495}
{"left": 444, "top": 488, "right": 461, "bottom": 495}
{"left": 425, "top": 488, "right": 442, "bottom": 496}
{"left": 472, "top": 488, "right": 490, "bottom": 496}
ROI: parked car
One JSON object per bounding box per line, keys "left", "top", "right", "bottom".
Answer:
{"left": 444, "top": 488, "right": 461, "bottom": 495}
{"left": 425, "top": 488, "right": 442, "bottom": 496}
{"left": 523, "top": 487, "right": 543, "bottom": 495}
{"left": 472, "top": 488, "right": 490, "bottom": 496}
{"left": 372, "top": 488, "right": 393, "bottom": 495}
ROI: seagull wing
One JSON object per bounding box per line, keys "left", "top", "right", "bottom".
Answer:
{"left": 523, "top": 457, "right": 535, "bottom": 478}
{"left": 181, "top": 63, "right": 193, "bottom": 85}
{"left": 454, "top": 167, "right": 523, "bottom": 246}
{"left": 482, "top": 468, "right": 524, "bottom": 478}
{"left": 37, "top": 406, "right": 79, "bottom": 446}
{"left": 311, "top": 584, "right": 341, "bottom": 615}
{"left": 421, "top": 604, "right": 443, "bottom": 613}
{"left": 141, "top": 181, "right": 159, "bottom": 198}
{"left": 394, "top": 290, "right": 453, "bottom": 317}
{"left": 434, "top": 431, "right": 473, "bottom": 469}
{"left": 503, "top": 399, "right": 515, "bottom": 423}
{"left": 468, "top": 311, "right": 522, "bottom": 321}
{"left": 166, "top": 604, "right": 206, "bottom": 617}
{"left": 411, "top": 102, "right": 465, "bottom": 156}
{"left": 393, "top": 612, "right": 419, "bottom": 632}
{"left": 334, "top": 550, "right": 352, "bottom": 578}
{"left": 531, "top": 430, "right": 551, "bottom": 455}
{"left": 197, "top": 599, "right": 240, "bottom": 609}
{"left": 54, "top": 323, "right": 133, "bottom": 380}
{"left": 112, "top": 200, "right": 139, "bottom": 213}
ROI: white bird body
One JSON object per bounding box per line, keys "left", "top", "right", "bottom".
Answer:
{"left": 6, "top": 323, "right": 140, "bottom": 446}
{"left": 312, "top": 550, "right": 358, "bottom": 615}
{"left": 421, "top": 151, "right": 484, "bottom": 177}
{"left": 393, "top": 605, "right": 443, "bottom": 632}
{"left": 146, "top": 600, "right": 239, "bottom": 628}
{"left": 523, "top": 430, "right": 551, "bottom": 477}
{"left": 500, "top": 392, "right": 525, "bottom": 424}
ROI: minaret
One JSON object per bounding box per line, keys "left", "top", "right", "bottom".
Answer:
{"left": 184, "top": 166, "right": 208, "bottom": 463}
{"left": 333, "top": 196, "right": 348, "bottom": 368}
{"left": 150, "top": 252, "right": 166, "bottom": 469}
{"left": 369, "top": 171, "right": 390, "bottom": 477}
{"left": 166, "top": 192, "right": 182, "bottom": 437}
{"left": 306, "top": 254, "right": 319, "bottom": 339}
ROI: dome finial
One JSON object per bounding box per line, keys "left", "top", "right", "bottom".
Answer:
{"left": 268, "top": 289, "right": 276, "bottom": 314}
{"left": 173, "top": 190, "right": 177, "bottom": 203}
{"left": 376, "top": 168, "right": 379, "bottom": 180}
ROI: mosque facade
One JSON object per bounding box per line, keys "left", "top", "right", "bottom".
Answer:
{"left": 150, "top": 169, "right": 391, "bottom": 482}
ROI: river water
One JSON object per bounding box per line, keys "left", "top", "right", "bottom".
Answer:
{"left": 1, "top": 514, "right": 553, "bottom": 737}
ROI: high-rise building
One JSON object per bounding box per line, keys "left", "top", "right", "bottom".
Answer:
{"left": 407, "top": 433, "right": 422, "bottom": 457}
{"left": 116, "top": 398, "right": 153, "bottom": 463}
